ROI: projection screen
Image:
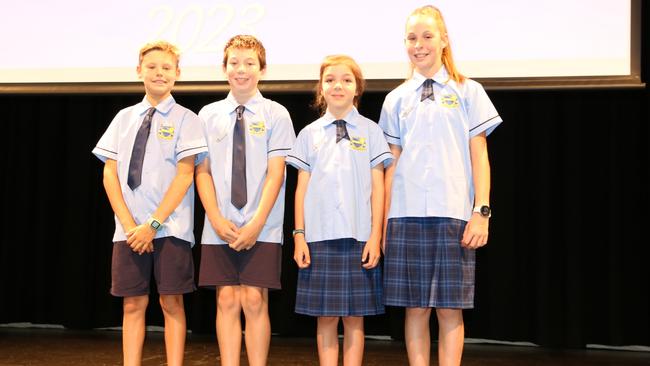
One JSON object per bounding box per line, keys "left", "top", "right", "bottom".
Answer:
{"left": 0, "top": 0, "right": 642, "bottom": 92}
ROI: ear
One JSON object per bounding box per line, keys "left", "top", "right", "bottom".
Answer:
{"left": 441, "top": 32, "right": 449, "bottom": 50}
{"left": 260, "top": 66, "right": 267, "bottom": 77}
{"left": 136, "top": 65, "right": 143, "bottom": 80}
{"left": 175, "top": 66, "right": 181, "bottom": 78}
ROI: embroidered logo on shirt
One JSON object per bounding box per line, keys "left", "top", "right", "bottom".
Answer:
{"left": 248, "top": 121, "right": 266, "bottom": 136}
{"left": 349, "top": 136, "right": 367, "bottom": 151}
{"left": 440, "top": 94, "right": 459, "bottom": 108}
{"left": 158, "top": 125, "right": 175, "bottom": 140}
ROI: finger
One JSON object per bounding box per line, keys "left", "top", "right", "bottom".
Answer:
{"left": 304, "top": 249, "right": 311, "bottom": 266}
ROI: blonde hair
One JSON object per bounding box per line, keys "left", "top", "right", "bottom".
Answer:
{"left": 222, "top": 35, "right": 267, "bottom": 70}
{"left": 138, "top": 41, "right": 180, "bottom": 67}
{"left": 313, "top": 55, "right": 366, "bottom": 115}
{"left": 407, "top": 5, "right": 465, "bottom": 84}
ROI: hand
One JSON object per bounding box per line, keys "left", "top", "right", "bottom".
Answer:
{"left": 461, "top": 214, "right": 489, "bottom": 249}
{"left": 126, "top": 224, "right": 156, "bottom": 255}
{"left": 293, "top": 235, "right": 311, "bottom": 268}
{"left": 211, "top": 215, "right": 240, "bottom": 244}
{"left": 362, "top": 239, "right": 381, "bottom": 269}
{"left": 229, "top": 218, "right": 263, "bottom": 251}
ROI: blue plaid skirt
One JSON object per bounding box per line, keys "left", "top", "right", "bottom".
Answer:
{"left": 383, "top": 217, "right": 475, "bottom": 309}
{"left": 295, "top": 238, "right": 385, "bottom": 317}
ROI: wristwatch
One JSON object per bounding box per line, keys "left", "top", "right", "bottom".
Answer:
{"left": 146, "top": 217, "right": 163, "bottom": 231}
{"left": 292, "top": 229, "right": 305, "bottom": 236}
{"left": 473, "top": 205, "right": 491, "bottom": 218}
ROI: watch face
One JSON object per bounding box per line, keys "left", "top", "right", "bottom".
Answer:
{"left": 480, "top": 206, "right": 491, "bottom": 217}
{"left": 150, "top": 220, "right": 161, "bottom": 230}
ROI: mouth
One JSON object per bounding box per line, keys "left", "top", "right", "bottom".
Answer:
{"left": 152, "top": 79, "right": 167, "bottom": 85}
{"left": 413, "top": 52, "right": 430, "bottom": 60}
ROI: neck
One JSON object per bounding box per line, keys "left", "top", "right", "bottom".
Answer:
{"left": 145, "top": 93, "right": 169, "bottom": 107}
{"left": 328, "top": 105, "right": 353, "bottom": 120}
{"left": 232, "top": 89, "right": 257, "bottom": 105}
{"left": 416, "top": 61, "right": 443, "bottom": 79}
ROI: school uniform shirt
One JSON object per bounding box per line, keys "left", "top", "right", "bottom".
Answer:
{"left": 286, "top": 107, "right": 393, "bottom": 243}
{"left": 199, "top": 91, "right": 296, "bottom": 245}
{"left": 92, "top": 95, "right": 208, "bottom": 245}
{"left": 379, "top": 66, "right": 502, "bottom": 222}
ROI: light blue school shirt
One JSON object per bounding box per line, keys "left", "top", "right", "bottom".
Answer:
{"left": 286, "top": 107, "right": 393, "bottom": 243}
{"left": 92, "top": 95, "right": 208, "bottom": 245}
{"left": 379, "top": 66, "right": 502, "bottom": 222}
{"left": 199, "top": 91, "right": 296, "bottom": 245}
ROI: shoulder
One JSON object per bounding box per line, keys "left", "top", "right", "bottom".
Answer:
{"left": 259, "top": 97, "right": 291, "bottom": 120}
{"left": 198, "top": 99, "right": 228, "bottom": 119}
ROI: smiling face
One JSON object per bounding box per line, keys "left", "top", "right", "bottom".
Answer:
{"left": 405, "top": 13, "right": 448, "bottom": 77}
{"left": 321, "top": 64, "right": 358, "bottom": 118}
{"left": 223, "top": 47, "right": 265, "bottom": 104}
{"left": 137, "top": 49, "right": 180, "bottom": 106}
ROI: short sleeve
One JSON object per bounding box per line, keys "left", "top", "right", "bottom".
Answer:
{"left": 285, "top": 127, "right": 311, "bottom": 172}
{"left": 176, "top": 110, "right": 208, "bottom": 165}
{"left": 92, "top": 112, "right": 122, "bottom": 162}
{"left": 368, "top": 122, "right": 393, "bottom": 168}
{"left": 466, "top": 81, "right": 502, "bottom": 138}
{"left": 378, "top": 94, "right": 402, "bottom": 146}
{"left": 267, "top": 104, "right": 296, "bottom": 159}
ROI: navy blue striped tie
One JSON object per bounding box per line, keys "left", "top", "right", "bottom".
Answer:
{"left": 127, "top": 107, "right": 156, "bottom": 190}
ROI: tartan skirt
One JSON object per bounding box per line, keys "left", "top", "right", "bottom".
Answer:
{"left": 295, "top": 238, "right": 385, "bottom": 317}
{"left": 383, "top": 217, "right": 475, "bottom": 309}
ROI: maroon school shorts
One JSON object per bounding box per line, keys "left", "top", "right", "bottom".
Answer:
{"left": 198, "top": 242, "right": 282, "bottom": 290}
{"left": 111, "top": 236, "right": 196, "bottom": 297}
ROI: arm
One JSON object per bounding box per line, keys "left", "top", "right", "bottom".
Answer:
{"left": 362, "top": 165, "right": 385, "bottom": 269}
{"left": 195, "top": 157, "right": 240, "bottom": 244}
{"left": 461, "top": 132, "right": 491, "bottom": 249}
{"left": 230, "top": 156, "right": 286, "bottom": 251}
{"left": 382, "top": 144, "right": 402, "bottom": 252}
{"left": 126, "top": 155, "right": 196, "bottom": 253}
{"left": 293, "top": 169, "right": 311, "bottom": 268}
{"left": 103, "top": 158, "right": 138, "bottom": 241}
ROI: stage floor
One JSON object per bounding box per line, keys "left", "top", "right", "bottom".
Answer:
{"left": 1, "top": 328, "right": 649, "bottom": 365}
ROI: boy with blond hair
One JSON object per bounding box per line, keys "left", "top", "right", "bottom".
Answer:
{"left": 93, "top": 40, "right": 207, "bottom": 366}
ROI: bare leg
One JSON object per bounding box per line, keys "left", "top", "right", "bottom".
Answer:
{"left": 316, "top": 316, "right": 339, "bottom": 366}
{"left": 405, "top": 307, "right": 431, "bottom": 366}
{"left": 341, "top": 316, "right": 364, "bottom": 366}
{"left": 216, "top": 286, "right": 243, "bottom": 366}
{"left": 159, "top": 294, "right": 186, "bottom": 366}
{"left": 122, "top": 295, "right": 148, "bottom": 366}
{"left": 240, "top": 286, "right": 270, "bottom": 366}
{"left": 436, "top": 308, "right": 464, "bottom": 366}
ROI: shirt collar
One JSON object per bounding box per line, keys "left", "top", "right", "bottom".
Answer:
{"left": 137, "top": 95, "right": 175, "bottom": 116}
{"left": 317, "top": 107, "right": 360, "bottom": 128}
{"left": 225, "top": 90, "right": 263, "bottom": 115}
{"left": 409, "top": 66, "right": 451, "bottom": 91}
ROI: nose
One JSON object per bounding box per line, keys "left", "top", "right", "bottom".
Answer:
{"left": 334, "top": 81, "right": 342, "bottom": 89}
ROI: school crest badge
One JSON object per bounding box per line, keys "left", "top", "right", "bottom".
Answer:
{"left": 441, "top": 94, "right": 459, "bottom": 108}
{"left": 158, "top": 125, "right": 175, "bottom": 140}
{"left": 349, "top": 136, "right": 367, "bottom": 151}
{"left": 248, "top": 121, "right": 266, "bottom": 136}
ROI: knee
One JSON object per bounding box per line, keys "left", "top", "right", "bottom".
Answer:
{"left": 435, "top": 308, "right": 463, "bottom": 324}
{"left": 159, "top": 295, "right": 184, "bottom": 316}
{"left": 217, "top": 287, "right": 241, "bottom": 313}
{"left": 123, "top": 295, "right": 148, "bottom": 316}
{"left": 318, "top": 316, "right": 340, "bottom": 328}
{"left": 406, "top": 307, "right": 431, "bottom": 322}
{"left": 341, "top": 316, "right": 363, "bottom": 329}
{"left": 241, "top": 287, "right": 267, "bottom": 316}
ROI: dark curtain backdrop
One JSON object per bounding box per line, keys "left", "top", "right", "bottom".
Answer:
{"left": 0, "top": 5, "right": 648, "bottom": 349}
